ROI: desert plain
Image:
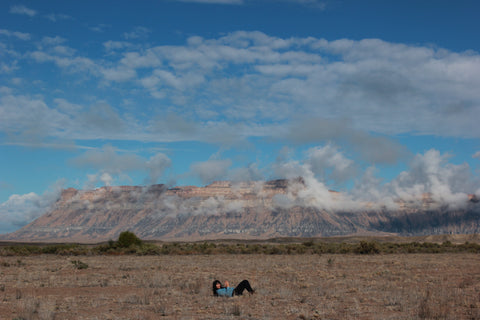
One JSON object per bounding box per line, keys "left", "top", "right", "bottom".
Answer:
{"left": 0, "top": 251, "right": 479, "bottom": 320}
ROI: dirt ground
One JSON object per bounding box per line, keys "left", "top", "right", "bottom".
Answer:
{"left": 0, "top": 253, "right": 479, "bottom": 319}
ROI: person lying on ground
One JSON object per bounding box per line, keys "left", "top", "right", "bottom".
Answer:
{"left": 212, "top": 279, "right": 255, "bottom": 297}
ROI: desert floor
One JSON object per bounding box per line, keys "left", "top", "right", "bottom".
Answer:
{"left": 0, "top": 253, "right": 479, "bottom": 319}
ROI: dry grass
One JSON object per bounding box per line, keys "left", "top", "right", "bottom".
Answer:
{"left": 0, "top": 253, "right": 479, "bottom": 319}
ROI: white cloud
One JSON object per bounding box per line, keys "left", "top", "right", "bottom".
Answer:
{"left": 30, "top": 50, "right": 97, "bottom": 74}
{"left": 270, "top": 146, "right": 479, "bottom": 211}
{"left": 89, "top": 24, "right": 110, "bottom": 33}
{"left": 123, "top": 26, "right": 151, "bottom": 40}
{"left": 51, "top": 45, "right": 76, "bottom": 56}
{"left": 473, "top": 151, "right": 480, "bottom": 159}
{"left": 145, "top": 153, "right": 172, "bottom": 185}
{"left": 4, "top": 31, "right": 480, "bottom": 154}
{"left": 0, "top": 61, "right": 18, "bottom": 74}
{"left": 41, "top": 36, "right": 67, "bottom": 46}
{"left": 44, "top": 13, "right": 72, "bottom": 22}
{"left": 0, "top": 180, "right": 65, "bottom": 234}
{"left": 306, "top": 144, "right": 356, "bottom": 184}
{"left": 117, "top": 32, "right": 480, "bottom": 139}
{"left": 190, "top": 159, "right": 233, "bottom": 184}
{"left": 286, "top": 117, "right": 408, "bottom": 164}
{"left": 0, "top": 29, "right": 31, "bottom": 41}
{"left": 101, "top": 66, "right": 137, "bottom": 82}
{"left": 71, "top": 145, "right": 144, "bottom": 173}
{"left": 0, "top": 193, "right": 45, "bottom": 233}
{"left": 71, "top": 145, "right": 172, "bottom": 187}
{"left": 229, "top": 163, "right": 264, "bottom": 182}
{"left": 103, "top": 41, "right": 133, "bottom": 52}
{"left": 0, "top": 93, "right": 70, "bottom": 142}
{"left": 10, "top": 5, "right": 37, "bottom": 17}
{"left": 385, "top": 149, "right": 474, "bottom": 208}
{"left": 0, "top": 94, "right": 142, "bottom": 145}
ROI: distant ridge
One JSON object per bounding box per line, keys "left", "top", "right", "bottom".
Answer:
{"left": 1, "top": 179, "right": 479, "bottom": 243}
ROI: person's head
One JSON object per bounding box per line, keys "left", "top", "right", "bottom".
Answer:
{"left": 212, "top": 280, "right": 221, "bottom": 296}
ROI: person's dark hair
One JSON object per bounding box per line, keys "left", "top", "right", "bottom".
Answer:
{"left": 212, "top": 280, "right": 221, "bottom": 296}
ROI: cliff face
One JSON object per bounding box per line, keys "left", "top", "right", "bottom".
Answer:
{"left": 2, "top": 179, "right": 480, "bottom": 242}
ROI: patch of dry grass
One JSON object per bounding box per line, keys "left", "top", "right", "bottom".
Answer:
{"left": 0, "top": 254, "right": 479, "bottom": 319}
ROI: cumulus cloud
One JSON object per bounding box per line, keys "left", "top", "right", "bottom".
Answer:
{"left": 271, "top": 147, "right": 478, "bottom": 212}
{"left": 71, "top": 145, "right": 171, "bottom": 188}
{"left": 7, "top": 31, "right": 480, "bottom": 148}
{"left": 0, "top": 94, "right": 137, "bottom": 145}
{"left": 101, "top": 66, "right": 137, "bottom": 82}
{"left": 190, "top": 159, "right": 232, "bottom": 184}
{"left": 3, "top": 31, "right": 480, "bottom": 200}
{"left": 0, "top": 29, "right": 31, "bottom": 41}
{"left": 72, "top": 145, "right": 145, "bottom": 172}
{"left": 229, "top": 163, "right": 264, "bottom": 182}
{"left": 44, "top": 13, "right": 72, "bottom": 22}
{"left": 10, "top": 5, "right": 37, "bottom": 17}
{"left": 145, "top": 153, "right": 172, "bottom": 185}
{"left": 384, "top": 149, "right": 474, "bottom": 208}
{"left": 29, "top": 50, "right": 97, "bottom": 76}
{"left": 0, "top": 180, "right": 65, "bottom": 234}
{"left": 0, "top": 93, "right": 70, "bottom": 143}
{"left": 286, "top": 116, "right": 407, "bottom": 164}
{"left": 272, "top": 159, "right": 354, "bottom": 211}
{"left": 124, "top": 26, "right": 151, "bottom": 40}
{"left": 306, "top": 144, "right": 356, "bottom": 184}
{"left": 89, "top": 24, "right": 110, "bottom": 33}
{"left": 2, "top": 147, "right": 477, "bottom": 232}
{"left": 103, "top": 41, "right": 133, "bottom": 52}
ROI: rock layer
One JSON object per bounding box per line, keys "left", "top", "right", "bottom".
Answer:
{"left": 2, "top": 179, "right": 479, "bottom": 242}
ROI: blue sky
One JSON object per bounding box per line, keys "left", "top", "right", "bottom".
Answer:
{"left": 1, "top": 0, "right": 480, "bottom": 233}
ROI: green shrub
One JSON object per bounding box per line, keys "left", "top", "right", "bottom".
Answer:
{"left": 117, "top": 231, "right": 143, "bottom": 248}
{"left": 42, "top": 244, "right": 82, "bottom": 255}
{"left": 71, "top": 260, "right": 88, "bottom": 269}
{"left": 355, "top": 241, "right": 380, "bottom": 254}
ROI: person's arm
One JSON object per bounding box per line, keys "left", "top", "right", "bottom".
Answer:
{"left": 224, "top": 281, "right": 230, "bottom": 287}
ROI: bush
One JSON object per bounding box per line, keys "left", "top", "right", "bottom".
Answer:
{"left": 355, "top": 241, "right": 380, "bottom": 254}
{"left": 71, "top": 260, "right": 88, "bottom": 269}
{"left": 117, "top": 231, "right": 143, "bottom": 248}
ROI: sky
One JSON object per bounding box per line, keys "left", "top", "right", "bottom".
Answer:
{"left": 1, "top": 0, "right": 480, "bottom": 234}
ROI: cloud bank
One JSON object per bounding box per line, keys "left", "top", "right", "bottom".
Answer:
{"left": 0, "top": 180, "right": 65, "bottom": 234}
{"left": 70, "top": 145, "right": 172, "bottom": 188}
{"left": 1, "top": 146, "right": 478, "bottom": 233}
{"left": 2, "top": 29, "right": 480, "bottom": 232}
{"left": 2, "top": 31, "right": 480, "bottom": 149}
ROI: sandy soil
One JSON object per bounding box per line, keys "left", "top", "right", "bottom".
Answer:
{"left": 0, "top": 253, "right": 479, "bottom": 319}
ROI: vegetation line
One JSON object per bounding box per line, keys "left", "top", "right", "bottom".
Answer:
{"left": 1, "top": 232, "right": 480, "bottom": 256}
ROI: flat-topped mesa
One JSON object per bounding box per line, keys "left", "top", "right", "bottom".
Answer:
{"left": 167, "top": 183, "right": 244, "bottom": 199}
{"left": 59, "top": 185, "right": 148, "bottom": 203}
{"left": 100, "top": 185, "right": 142, "bottom": 192}
{"left": 146, "top": 184, "right": 168, "bottom": 194}
{"left": 206, "top": 181, "right": 232, "bottom": 188}
{"left": 2, "top": 177, "right": 479, "bottom": 243}
{"left": 59, "top": 179, "right": 302, "bottom": 202}
{"left": 60, "top": 188, "right": 79, "bottom": 201}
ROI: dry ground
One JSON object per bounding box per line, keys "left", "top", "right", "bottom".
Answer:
{"left": 0, "top": 253, "right": 479, "bottom": 319}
